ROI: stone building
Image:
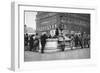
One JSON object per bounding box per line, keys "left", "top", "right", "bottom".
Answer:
{"left": 36, "top": 12, "right": 90, "bottom": 35}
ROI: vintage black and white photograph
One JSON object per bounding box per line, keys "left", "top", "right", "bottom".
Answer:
{"left": 24, "top": 11, "right": 90, "bottom": 62}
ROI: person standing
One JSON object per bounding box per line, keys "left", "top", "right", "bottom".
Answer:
{"left": 82, "top": 32, "right": 87, "bottom": 48}
{"left": 78, "top": 34, "right": 83, "bottom": 48}
{"left": 34, "top": 33, "right": 40, "bottom": 52}
{"left": 24, "top": 33, "right": 28, "bottom": 46}
{"left": 40, "top": 33, "right": 48, "bottom": 53}
{"left": 29, "top": 35, "right": 34, "bottom": 51}
{"left": 87, "top": 34, "right": 90, "bottom": 48}
{"left": 70, "top": 35, "right": 74, "bottom": 50}
{"left": 58, "top": 33, "right": 65, "bottom": 51}
{"left": 74, "top": 34, "right": 79, "bottom": 48}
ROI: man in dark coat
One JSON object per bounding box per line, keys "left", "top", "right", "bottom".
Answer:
{"left": 40, "top": 33, "right": 48, "bottom": 53}
{"left": 29, "top": 35, "right": 34, "bottom": 51}
{"left": 78, "top": 34, "right": 83, "bottom": 48}
{"left": 74, "top": 34, "right": 79, "bottom": 47}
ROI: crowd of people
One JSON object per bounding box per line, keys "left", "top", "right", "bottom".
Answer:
{"left": 24, "top": 32, "right": 48, "bottom": 53}
{"left": 70, "top": 32, "right": 90, "bottom": 49}
{"left": 24, "top": 28, "right": 90, "bottom": 53}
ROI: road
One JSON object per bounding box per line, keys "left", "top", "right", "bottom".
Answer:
{"left": 24, "top": 48, "right": 90, "bottom": 62}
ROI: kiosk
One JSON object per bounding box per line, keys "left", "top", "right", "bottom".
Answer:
{"left": 45, "top": 38, "right": 60, "bottom": 52}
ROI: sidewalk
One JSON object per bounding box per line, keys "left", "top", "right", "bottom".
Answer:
{"left": 24, "top": 48, "right": 90, "bottom": 62}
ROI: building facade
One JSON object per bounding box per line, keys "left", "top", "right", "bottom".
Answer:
{"left": 36, "top": 12, "right": 90, "bottom": 35}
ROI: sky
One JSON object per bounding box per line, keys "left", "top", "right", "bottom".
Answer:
{"left": 25, "top": 11, "right": 37, "bottom": 31}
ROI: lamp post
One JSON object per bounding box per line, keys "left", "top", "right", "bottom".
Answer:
{"left": 24, "top": 25, "right": 27, "bottom": 34}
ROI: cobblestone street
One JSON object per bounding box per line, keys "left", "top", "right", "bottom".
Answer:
{"left": 24, "top": 48, "right": 90, "bottom": 62}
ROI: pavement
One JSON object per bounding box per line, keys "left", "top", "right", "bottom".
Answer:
{"left": 24, "top": 48, "right": 90, "bottom": 62}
